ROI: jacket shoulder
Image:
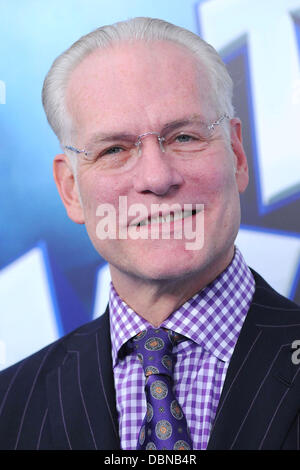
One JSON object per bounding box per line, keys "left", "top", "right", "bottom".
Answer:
{"left": 0, "top": 313, "right": 106, "bottom": 385}
{"left": 250, "top": 269, "right": 300, "bottom": 318}
{"left": 0, "top": 313, "right": 107, "bottom": 449}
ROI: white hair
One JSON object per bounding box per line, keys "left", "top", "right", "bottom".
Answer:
{"left": 42, "top": 17, "right": 234, "bottom": 164}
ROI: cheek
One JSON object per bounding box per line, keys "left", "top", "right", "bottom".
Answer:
{"left": 188, "top": 160, "right": 236, "bottom": 205}
{"left": 78, "top": 172, "right": 118, "bottom": 212}
{"left": 80, "top": 182, "right": 101, "bottom": 216}
{"left": 77, "top": 171, "right": 132, "bottom": 239}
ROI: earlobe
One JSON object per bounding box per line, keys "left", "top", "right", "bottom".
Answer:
{"left": 230, "top": 118, "right": 249, "bottom": 194}
{"left": 53, "top": 154, "right": 85, "bottom": 224}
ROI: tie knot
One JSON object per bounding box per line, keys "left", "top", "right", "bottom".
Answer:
{"left": 128, "top": 328, "right": 185, "bottom": 378}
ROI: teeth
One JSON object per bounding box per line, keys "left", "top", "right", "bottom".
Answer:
{"left": 173, "top": 211, "right": 183, "bottom": 221}
{"left": 137, "top": 210, "right": 199, "bottom": 226}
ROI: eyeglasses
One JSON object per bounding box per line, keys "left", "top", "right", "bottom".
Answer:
{"left": 64, "top": 113, "right": 229, "bottom": 173}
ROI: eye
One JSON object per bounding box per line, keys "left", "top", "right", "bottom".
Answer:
{"left": 102, "top": 145, "right": 126, "bottom": 156}
{"left": 174, "top": 133, "right": 196, "bottom": 143}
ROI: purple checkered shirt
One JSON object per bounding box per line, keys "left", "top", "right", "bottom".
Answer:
{"left": 109, "top": 246, "right": 255, "bottom": 450}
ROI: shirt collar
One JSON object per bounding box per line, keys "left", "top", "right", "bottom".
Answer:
{"left": 109, "top": 246, "right": 255, "bottom": 366}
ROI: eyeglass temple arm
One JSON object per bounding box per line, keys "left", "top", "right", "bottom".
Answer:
{"left": 64, "top": 145, "right": 89, "bottom": 156}
{"left": 208, "top": 113, "right": 230, "bottom": 131}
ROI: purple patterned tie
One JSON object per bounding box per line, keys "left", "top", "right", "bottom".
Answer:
{"left": 128, "top": 328, "right": 193, "bottom": 450}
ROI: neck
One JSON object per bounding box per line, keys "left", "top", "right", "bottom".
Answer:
{"left": 109, "top": 249, "right": 234, "bottom": 327}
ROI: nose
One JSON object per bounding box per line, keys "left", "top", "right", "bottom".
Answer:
{"left": 133, "top": 135, "right": 183, "bottom": 195}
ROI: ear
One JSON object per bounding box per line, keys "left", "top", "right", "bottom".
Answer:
{"left": 230, "top": 118, "right": 249, "bottom": 194}
{"left": 53, "top": 153, "right": 85, "bottom": 224}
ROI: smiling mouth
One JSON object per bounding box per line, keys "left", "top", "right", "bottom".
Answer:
{"left": 135, "top": 208, "right": 202, "bottom": 227}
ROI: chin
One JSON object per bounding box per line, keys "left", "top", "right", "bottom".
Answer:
{"left": 125, "top": 247, "right": 210, "bottom": 283}
{"left": 132, "top": 240, "right": 235, "bottom": 284}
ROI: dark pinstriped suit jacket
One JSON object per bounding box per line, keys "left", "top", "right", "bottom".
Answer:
{"left": 0, "top": 270, "right": 300, "bottom": 450}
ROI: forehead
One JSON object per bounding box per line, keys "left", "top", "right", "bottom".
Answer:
{"left": 65, "top": 40, "right": 213, "bottom": 139}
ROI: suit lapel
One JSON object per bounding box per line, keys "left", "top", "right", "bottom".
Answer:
{"left": 46, "top": 308, "right": 120, "bottom": 450}
{"left": 207, "top": 271, "right": 300, "bottom": 449}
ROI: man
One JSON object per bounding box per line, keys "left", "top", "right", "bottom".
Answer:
{"left": 0, "top": 17, "right": 299, "bottom": 450}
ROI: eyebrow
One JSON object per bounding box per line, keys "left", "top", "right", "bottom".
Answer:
{"left": 85, "top": 114, "right": 206, "bottom": 147}
{"left": 162, "top": 114, "right": 206, "bottom": 133}
{"left": 86, "top": 132, "right": 137, "bottom": 147}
